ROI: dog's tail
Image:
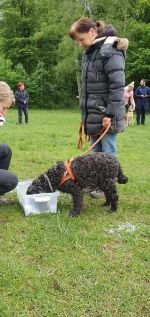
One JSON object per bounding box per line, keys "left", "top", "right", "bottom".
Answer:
{"left": 117, "top": 164, "right": 128, "bottom": 184}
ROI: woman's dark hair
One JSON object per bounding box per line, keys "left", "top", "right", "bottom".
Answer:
{"left": 69, "top": 17, "right": 97, "bottom": 40}
{"left": 95, "top": 21, "right": 106, "bottom": 35}
{"left": 96, "top": 21, "right": 117, "bottom": 36}
{"left": 69, "top": 17, "right": 117, "bottom": 40}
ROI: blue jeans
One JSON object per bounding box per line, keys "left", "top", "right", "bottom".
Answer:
{"left": 18, "top": 105, "right": 28, "bottom": 124}
{"left": 90, "top": 133, "right": 116, "bottom": 157}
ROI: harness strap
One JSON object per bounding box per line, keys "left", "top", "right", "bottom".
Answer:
{"left": 44, "top": 173, "right": 54, "bottom": 192}
{"left": 60, "top": 158, "right": 75, "bottom": 186}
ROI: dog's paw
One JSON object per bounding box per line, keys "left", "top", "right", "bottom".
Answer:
{"left": 101, "top": 201, "right": 110, "bottom": 207}
{"left": 69, "top": 211, "right": 80, "bottom": 217}
{"left": 110, "top": 206, "right": 117, "bottom": 212}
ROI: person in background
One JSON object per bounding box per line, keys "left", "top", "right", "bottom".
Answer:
{"left": 124, "top": 82, "right": 135, "bottom": 125}
{"left": 124, "top": 82, "right": 135, "bottom": 112}
{"left": 135, "top": 79, "right": 150, "bottom": 125}
{"left": 0, "top": 81, "right": 18, "bottom": 205}
{"left": 69, "top": 17, "right": 128, "bottom": 197}
{"left": 15, "top": 82, "right": 29, "bottom": 125}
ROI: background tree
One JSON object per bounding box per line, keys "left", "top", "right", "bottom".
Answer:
{"left": 0, "top": 0, "right": 149, "bottom": 108}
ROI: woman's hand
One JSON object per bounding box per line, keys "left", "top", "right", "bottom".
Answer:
{"left": 102, "top": 117, "right": 111, "bottom": 128}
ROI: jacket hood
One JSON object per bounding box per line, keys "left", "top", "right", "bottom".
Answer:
{"left": 101, "top": 24, "right": 118, "bottom": 37}
{"left": 98, "top": 36, "right": 129, "bottom": 59}
{"left": 85, "top": 35, "right": 129, "bottom": 57}
{"left": 104, "top": 36, "right": 129, "bottom": 51}
{"left": 93, "top": 36, "right": 129, "bottom": 51}
{"left": 116, "top": 38, "right": 129, "bottom": 51}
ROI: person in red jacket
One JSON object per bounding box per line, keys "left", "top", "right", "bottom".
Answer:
{"left": 15, "top": 82, "right": 29, "bottom": 124}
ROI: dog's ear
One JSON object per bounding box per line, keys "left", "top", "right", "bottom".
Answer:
{"left": 47, "top": 161, "right": 65, "bottom": 183}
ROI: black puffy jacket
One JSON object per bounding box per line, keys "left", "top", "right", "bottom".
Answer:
{"left": 80, "top": 36, "right": 128, "bottom": 135}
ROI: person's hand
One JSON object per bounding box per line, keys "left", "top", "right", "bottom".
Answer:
{"left": 24, "top": 100, "right": 26, "bottom": 104}
{"left": 102, "top": 117, "right": 111, "bottom": 128}
{"left": 141, "top": 95, "right": 145, "bottom": 98}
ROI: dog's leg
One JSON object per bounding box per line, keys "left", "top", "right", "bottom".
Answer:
{"left": 125, "top": 114, "right": 128, "bottom": 127}
{"left": 101, "top": 180, "right": 112, "bottom": 208}
{"left": 110, "top": 184, "right": 118, "bottom": 212}
{"left": 102, "top": 181, "right": 118, "bottom": 212}
{"left": 70, "top": 189, "right": 84, "bottom": 217}
{"left": 102, "top": 187, "right": 111, "bottom": 207}
{"left": 62, "top": 181, "right": 84, "bottom": 217}
{"left": 101, "top": 196, "right": 111, "bottom": 207}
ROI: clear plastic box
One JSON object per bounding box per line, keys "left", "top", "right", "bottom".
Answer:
{"left": 17, "top": 180, "right": 59, "bottom": 216}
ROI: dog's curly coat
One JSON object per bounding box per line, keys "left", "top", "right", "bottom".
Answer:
{"left": 27, "top": 153, "right": 128, "bottom": 216}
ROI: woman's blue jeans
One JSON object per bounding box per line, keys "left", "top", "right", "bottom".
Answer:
{"left": 90, "top": 133, "right": 116, "bottom": 157}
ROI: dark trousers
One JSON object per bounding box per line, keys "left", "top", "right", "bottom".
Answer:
{"left": 0, "top": 144, "right": 18, "bottom": 195}
{"left": 18, "top": 105, "right": 28, "bottom": 124}
{"left": 136, "top": 106, "right": 146, "bottom": 125}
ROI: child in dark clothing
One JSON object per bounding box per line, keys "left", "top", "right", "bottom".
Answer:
{"left": 15, "top": 82, "right": 29, "bottom": 124}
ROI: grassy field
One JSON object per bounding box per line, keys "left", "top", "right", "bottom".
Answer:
{"left": 0, "top": 109, "right": 150, "bottom": 317}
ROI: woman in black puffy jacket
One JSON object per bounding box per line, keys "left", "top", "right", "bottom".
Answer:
{"left": 69, "top": 17, "right": 128, "bottom": 157}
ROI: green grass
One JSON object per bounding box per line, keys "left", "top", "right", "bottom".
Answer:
{"left": 0, "top": 109, "right": 150, "bottom": 317}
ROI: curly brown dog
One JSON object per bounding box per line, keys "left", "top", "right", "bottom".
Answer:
{"left": 27, "top": 153, "right": 128, "bottom": 216}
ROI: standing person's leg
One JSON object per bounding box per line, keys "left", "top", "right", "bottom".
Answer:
{"left": 89, "top": 133, "right": 116, "bottom": 198}
{"left": 89, "top": 136, "right": 102, "bottom": 198}
{"left": 101, "top": 133, "right": 116, "bottom": 157}
{"left": 0, "top": 169, "right": 18, "bottom": 196}
{"left": 141, "top": 106, "right": 146, "bottom": 125}
{"left": 90, "top": 136, "right": 102, "bottom": 152}
{"left": 136, "top": 107, "right": 141, "bottom": 125}
{"left": 0, "top": 144, "right": 12, "bottom": 170}
{"left": 23, "top": 106, "right": 29, "bottom": 124}
{"left": 18, "top": 106, "right": 22, "bottom": 124}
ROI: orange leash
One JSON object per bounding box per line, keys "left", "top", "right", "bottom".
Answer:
{"left": 81, "top": 122, "right": 111, "bottom": 156}
{"left": 78, "top": 122, "right": 83, "bottom": 149}
{"left": 78, "top": 122, "right": 89, "bottom": 149}
{"left": 60, "top": 122, "right": 111, "bottom": 186}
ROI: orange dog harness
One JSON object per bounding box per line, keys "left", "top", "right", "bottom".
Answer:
{"left": 60, "top": 159, "right": 76, "bottom": 186}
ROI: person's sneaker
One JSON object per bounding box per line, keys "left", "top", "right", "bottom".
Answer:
{"left": 0, "top": 198, "right": 16, "bottom": 205}
{"left": 90, "top": 190, "right": 104, "bottom": 198}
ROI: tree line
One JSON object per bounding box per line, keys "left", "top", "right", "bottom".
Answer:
{"left": 0, "top": 0, "right": 149, "bottom": 108}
